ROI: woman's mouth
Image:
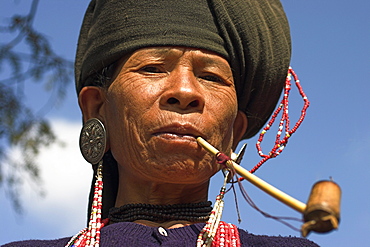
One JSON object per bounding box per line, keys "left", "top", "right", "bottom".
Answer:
{"left": 153, "top": 132, "right": 197, "bottom": 141}
{"left": 152, "top": 123, "right": 205, "bottom": 140}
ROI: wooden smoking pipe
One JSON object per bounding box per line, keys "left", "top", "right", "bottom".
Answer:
{"left": 196, "top": 137, "right": 341, "bottom": 237}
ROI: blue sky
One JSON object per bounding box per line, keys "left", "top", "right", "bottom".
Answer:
{"left": 1, "top": 1, "right": 369, "bottom": 246}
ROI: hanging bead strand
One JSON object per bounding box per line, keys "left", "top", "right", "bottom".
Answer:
{"left": 65, "top": 161, "right": 105, "bottom": 247}
{"left": 197, "top": 174, "right": 229, "bottom": 247}
{"left": 249, "top": 67, "right": 310, "bottom": 174}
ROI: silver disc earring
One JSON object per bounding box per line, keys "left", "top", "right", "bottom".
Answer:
{"left": 79, "top": 118, "right": 107, "bottom": 164}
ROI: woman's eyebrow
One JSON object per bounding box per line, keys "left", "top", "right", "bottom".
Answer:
{"left": 138, "top": 48, "right": 174, "bottom": 57}
{"left": 134, "top": 48, "right": 232, "bottom": 74}
{"left": 200, "top": 56, "right": 232, "bottom": 74}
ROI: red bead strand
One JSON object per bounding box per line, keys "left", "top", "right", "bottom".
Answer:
{"left": 65, "top": 162, "right": 106, "bottom": 247}
{"left": 249, "top": 67, "right": 310, "bottom": 174}
{"left": 211, "top": 222, "right": 241, "bottom": 247}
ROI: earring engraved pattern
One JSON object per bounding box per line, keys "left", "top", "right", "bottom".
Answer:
{"left": 80, "top": 118, "right": 107, "bottom": 164}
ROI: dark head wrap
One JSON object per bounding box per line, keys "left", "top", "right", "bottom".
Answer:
{"left": 76, "top": 0, "right": 291, "bottom": 219}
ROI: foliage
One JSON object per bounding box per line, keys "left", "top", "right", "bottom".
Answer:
{"left": 0, "top": 0, "right": 73, "bottom": 212}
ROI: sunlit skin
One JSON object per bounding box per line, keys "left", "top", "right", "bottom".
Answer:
{"left": 79, "top": 47, "right": 247, "bottom": 228}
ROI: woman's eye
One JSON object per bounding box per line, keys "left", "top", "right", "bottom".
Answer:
{"left": 201, "top": 75, "right": 224, "bottom": 83}
{"left": 140, "top": 66, "right": 162, "bottom": 73}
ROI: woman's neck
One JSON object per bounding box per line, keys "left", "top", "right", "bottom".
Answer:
{"left": 115, "top": 171, "right": 210, "bottom": 206}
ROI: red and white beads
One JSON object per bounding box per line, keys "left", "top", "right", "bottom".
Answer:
{"left": 65, "top": 161, "right": 105, "bottom": 247}
{"left": 250, "top": 67, "right": 310, "bottom": 174}
{"left": 212, "top": 222, "right": 241, "bottom": 247}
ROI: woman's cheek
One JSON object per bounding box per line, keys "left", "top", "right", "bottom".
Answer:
{"left": 206, "top": 95, "right": 237, "bottom": 149}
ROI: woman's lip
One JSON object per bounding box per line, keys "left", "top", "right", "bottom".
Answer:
{"left": 153, "top": 132, "right": 197, "bottom": 141}
{"left": 152, "top": 123, "right": 206, "bottom": 140}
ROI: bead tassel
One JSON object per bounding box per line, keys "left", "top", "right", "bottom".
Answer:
{"left": 198, "top": 173, "right": 234, "bottom": 247}
{"left": 65, "top": 161, "right": 105, "bottom": 247}
{"left": 212, "top": 222, "right": 241, "bottom": 247}
{"left": 250, "top": 67, "right": 310, "bottom": 174}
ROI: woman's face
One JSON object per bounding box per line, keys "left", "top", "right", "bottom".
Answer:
{"left": 101, "top": 47, "right": 242, "bottom": 184}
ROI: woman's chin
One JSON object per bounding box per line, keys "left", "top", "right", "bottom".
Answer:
{"left": 140, "top": 159, "right": 216, "bottom": 184}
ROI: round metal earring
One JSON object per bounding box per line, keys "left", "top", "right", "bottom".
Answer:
{"left": 79, "top": 118, "right": 107, "bottom": 165}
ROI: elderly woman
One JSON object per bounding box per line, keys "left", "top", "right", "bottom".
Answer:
{"left": 4, "top": 0, "right": 319, "bottom": 246}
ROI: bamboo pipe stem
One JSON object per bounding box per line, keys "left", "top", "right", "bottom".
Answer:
{"left": 197, "top": 137, "right": 306, "bottom": 213}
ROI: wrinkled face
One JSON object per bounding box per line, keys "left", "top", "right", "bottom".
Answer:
{"left": 102, "top": 47, "right": 241, "bottom": 184}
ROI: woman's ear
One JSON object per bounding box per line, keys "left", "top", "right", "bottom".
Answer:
{"left": 78, "top": 86, "right": 106, "bottom": 122}
{"left": 232, "top": 110, "right": 248, "bottom": 150}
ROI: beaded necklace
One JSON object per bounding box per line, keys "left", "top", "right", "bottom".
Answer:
{"left": 65, "top": 162, "right": 240, "bottom": 247}
{"left": 108, "top": 201, "right": 212, "bottom": 223}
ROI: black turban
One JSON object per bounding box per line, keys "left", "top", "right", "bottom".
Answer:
{"left": 75, "top": 0, "right": 291, "bottom": 140}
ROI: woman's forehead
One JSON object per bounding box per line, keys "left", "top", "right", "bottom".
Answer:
{"left": 127, "top": 47, "right": 231, "bottom": 68}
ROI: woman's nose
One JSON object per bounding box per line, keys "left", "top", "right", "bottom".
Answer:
{"left": 159, "top": 70, "right": 205, "bottom": 112}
